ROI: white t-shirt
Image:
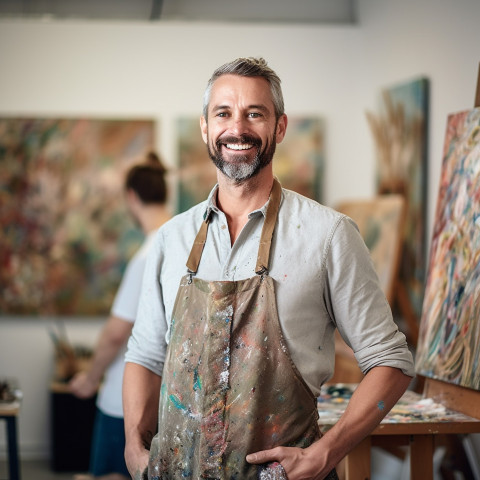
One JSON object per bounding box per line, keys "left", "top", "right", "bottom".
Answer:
{"left": 96, "top": 231, "right": 156, "bottom": 418}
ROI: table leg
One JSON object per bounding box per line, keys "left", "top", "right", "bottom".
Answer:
{"left": 345, "top": 436, "right": 371, "bottom": 480}
{"left": 6, "top": 416, "right": 20, "bottom": 480}
{"left": 410, "top": 434, "right": 433, "bottom": 480}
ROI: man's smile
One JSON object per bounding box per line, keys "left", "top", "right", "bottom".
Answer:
{"left": 225, "top": 143, "right": 254, "bottom": 151}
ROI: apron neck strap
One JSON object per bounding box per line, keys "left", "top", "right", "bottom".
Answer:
{"left": 255, "top": 178, "right": 282, "bottom": 275}
{"left": 186, "top": 179, "right": 282, "bottom": 276}
{"left": 186, "top": 214, "right": 210, "bottom": 274}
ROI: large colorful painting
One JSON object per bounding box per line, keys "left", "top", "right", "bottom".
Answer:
{"left": 176, "top": 116, "right": 324, "bottom": 213}
{"left": 416, "top": 108, "right": 480, "bottom": 390}
{"left": 366, "top": 78, "right": 429, "bottom": 321}
{"left": 0, "top": 117, "right": 155, "bottom": 316}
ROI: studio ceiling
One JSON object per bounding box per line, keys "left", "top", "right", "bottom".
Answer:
{"left": 0, "top": 0, "right": 356, "bottom": 24}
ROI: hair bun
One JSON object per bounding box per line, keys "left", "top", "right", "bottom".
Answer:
{"left": 145, "top": 151, "right": 167, "bottom": 174}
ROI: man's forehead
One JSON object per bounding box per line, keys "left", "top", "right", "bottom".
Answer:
{"left": 209, "top": 75, "right": 273, "bottom": 108}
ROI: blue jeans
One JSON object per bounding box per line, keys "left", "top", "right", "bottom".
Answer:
{"left": 89, "top": 408, "right": 129, "bottom": 477}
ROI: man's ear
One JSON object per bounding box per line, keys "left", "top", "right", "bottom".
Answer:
{"left": 275, "top": 114, "right": 288, "bottom": 144}
{"left": 200, "top": 116, "right": 208, "bottom": 144}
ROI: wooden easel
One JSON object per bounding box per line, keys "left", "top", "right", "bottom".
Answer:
{"left": 334, "top": 64, "right": 480, "bottom": 478}
{"left": 409, "top": 62, "right": 480, "bottom": 476}
{"left": 422, "top": 376, "right": 480, "bottom": 420}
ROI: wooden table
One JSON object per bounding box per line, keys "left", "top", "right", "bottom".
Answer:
{"left": 318, "top": 386, "right": 480, "bottom": 480}
{"left": 0, "top": 400, "right": 21, "bottom": 480}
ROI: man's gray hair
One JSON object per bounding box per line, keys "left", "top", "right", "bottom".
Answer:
{"left": 202, "top": 57, "right": 284, "bottom": 120}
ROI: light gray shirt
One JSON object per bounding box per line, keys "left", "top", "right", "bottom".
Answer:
{"left": 126, "top": 186, "right": 415, "bottom": 396}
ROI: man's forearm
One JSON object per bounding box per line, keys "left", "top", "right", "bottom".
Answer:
{"left": 123, "top": 362, "right": 161, "bottom": 478}
{"left": 246, "top": 366, "right": 412, "bottom": 479}
{"left": 88, "top": 315, "right": 134, "bottom": 383}
{"left": 70, "top": 315, "right": 134, "bottom": 398}
{"left": 314, "top": 366, "right": 412, "bottom": 470}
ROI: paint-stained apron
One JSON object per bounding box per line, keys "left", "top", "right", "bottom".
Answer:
{"left": 148, "top": 179, "right": 338, "bottom": 480}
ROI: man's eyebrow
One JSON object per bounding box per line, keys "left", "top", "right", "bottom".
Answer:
{"left": 211, "top": 104, "right": 230, "bottom": 112}
{"left": 248, "top": 104, "right": 270, "bottom": 113}
{"left": 210, "top": 104, "right": 271, "bottom": 113}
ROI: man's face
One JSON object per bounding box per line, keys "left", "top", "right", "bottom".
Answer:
{"left": 200, "top": 74, "right": 287, "bottom": 183}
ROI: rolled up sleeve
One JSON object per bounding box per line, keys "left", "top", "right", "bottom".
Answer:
{"left": 325, "top": 216, "right": 415, "bottom": 377}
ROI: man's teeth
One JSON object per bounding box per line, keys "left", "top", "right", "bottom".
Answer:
{"left": 226, "top": 143, "right": 253, "bottom": 150}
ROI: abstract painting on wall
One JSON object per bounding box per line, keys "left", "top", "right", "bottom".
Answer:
{"left": 0, "top": 117, "right": 155, "bottom": 316}
{"left": 176, "top": 116, "right": 324, "bottom": 213}
{"left": 366, "top": 78, "right": 429, "bottom": 322}
{"left": 415, "top": 107, "right": 480, "bottom": 390}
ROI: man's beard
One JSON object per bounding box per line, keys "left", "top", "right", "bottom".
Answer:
{"left": 207, "top": 132, "right": 277, "bottom": 184}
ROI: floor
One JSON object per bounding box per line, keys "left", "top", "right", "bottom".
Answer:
{"left": 0, "top": 459, "right": 84, "bottom": 480}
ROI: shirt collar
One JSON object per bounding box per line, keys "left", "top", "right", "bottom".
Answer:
{"left": 203, "top": 184, "right": 219, "bottom": 220}
{"left": 202, "top": 182, "right": 283, "bottom": 221}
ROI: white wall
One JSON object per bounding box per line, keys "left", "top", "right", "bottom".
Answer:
{"left": 1, "top": 0, "right": 480, "bottom": 463}
{"left": 357, "top": 0, "right": 480, "bottom": 246}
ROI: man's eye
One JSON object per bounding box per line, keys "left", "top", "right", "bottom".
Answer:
{"left": 248, "top": 112, "right": 261, "bottom": 118}
{"left": 217, "top": 112, "right": 228, "bottom": 117}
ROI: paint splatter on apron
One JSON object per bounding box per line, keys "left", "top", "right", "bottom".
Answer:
{"left": 148, "top": 180, "right": 338, "bottom": 479}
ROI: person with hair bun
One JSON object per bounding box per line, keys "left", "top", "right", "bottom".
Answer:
{"left": 70, "top": 152, "right": 170, "bottom": 480}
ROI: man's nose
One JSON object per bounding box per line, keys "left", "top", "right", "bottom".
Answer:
{"left": 229, "top": 114, "right": 249, "bottom": 135}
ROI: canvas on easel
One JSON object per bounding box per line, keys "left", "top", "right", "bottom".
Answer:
{"left": 415, "top": 107, "right": 480, "bottom": 392}
{"left": 414, "top": 71, "right": 480, "bottom": 480}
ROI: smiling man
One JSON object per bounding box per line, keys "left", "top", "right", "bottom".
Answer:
{"left": 123, "top": 57, "right": 414, "bottom": 480}
{"left": 202, "top": 73, "right": 283, "bottom": 185}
